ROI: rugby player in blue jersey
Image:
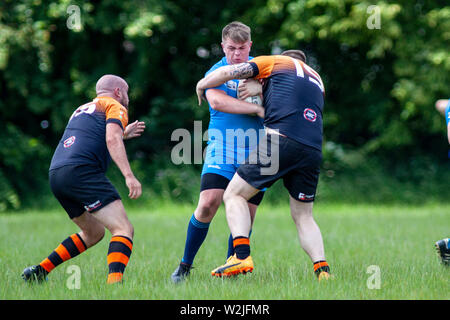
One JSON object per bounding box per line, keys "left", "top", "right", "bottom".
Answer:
{"left": 435, "top": 99, "right": 450, "bottom": 144}
{"left": 22, "top": 75, "right": 145, "bottom": 284}
{"left": 171, "top": 22, "right": 266, "bottom": 283}
{"left": 434, "top": 98, "right": 450, "bottom": 265}
{"left": 196, "top": 51, "right": 331, "bottom": 280}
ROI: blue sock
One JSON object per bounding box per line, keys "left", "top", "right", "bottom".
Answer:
{"left": 181, "top": 214, "right": 210, "bottom": 266}
{"left": 227, "top": 229, "right": 252, "bottom": 258}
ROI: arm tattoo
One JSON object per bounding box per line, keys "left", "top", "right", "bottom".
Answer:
{"left": 228, "top": 63, "right": 255, "bottom": 79}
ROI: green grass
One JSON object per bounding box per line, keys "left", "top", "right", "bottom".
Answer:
{"left": 0, "top": 202, "right": 448, "bottom": 300}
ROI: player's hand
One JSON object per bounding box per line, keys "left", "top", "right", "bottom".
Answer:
{"left": 196, "top": 81, "right": 207, "bottom": 106}
{"left": 238, "top": 79, "right": 262, "bottom": 100}
{"left": 435, "top": 99, "right": 449, "bottom": 115}
{"left": 123, "top": 120, "right": 146, "bottom": 140}
{"left": 125, "top": 175, "right": 142, "bottom": 199}
{"left": 255, "top": 105, "right": 265, "bottom": 118}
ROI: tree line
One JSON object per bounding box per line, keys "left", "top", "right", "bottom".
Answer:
{"left": 0, "top": 0, "right": 448, "bottom": 210}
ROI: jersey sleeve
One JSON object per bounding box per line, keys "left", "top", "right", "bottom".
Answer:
{"left": 105, "top": 100, "right": 129, "bottom": 130}
{"left": 205, "top": 64, "right": 228, "bottom": 93}
{"left": 248, "top": 56, "right": 276, "bottom": 79}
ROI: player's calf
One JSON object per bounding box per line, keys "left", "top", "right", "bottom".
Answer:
{"left": 107, "top": 235, "right": 133, "bottom": 284}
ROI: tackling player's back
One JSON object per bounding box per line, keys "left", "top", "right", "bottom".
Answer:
{"left": 249, "top": 55, "right": 325, "bottom": 151}
{"left": 50, "top": 96, "right": 129, "bottom": 172}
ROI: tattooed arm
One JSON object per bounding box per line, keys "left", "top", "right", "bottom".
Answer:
{"left": 196, "top": 63, "right": 256, "bottom": 105}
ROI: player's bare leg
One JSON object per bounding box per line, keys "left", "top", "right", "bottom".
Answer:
{"left": 91, "top": 199, "right": 134, "bottom": 239}
{"left": 225, "top": 189, "right": 259, "bottom": 258}
{"left": 247, "top": 202, "right": 258, "bottom": 228}
{"left": 72, "top": 211, "right": 105, "bottom": 248}
{"left": 171, "top": 188, "right": 223, "bottom": 283}
{"left": 211, "top": 174, "right": 259, "bottom": 277}
{"left": 21, "top": 211, "right": 105, "bottom": 284}
{"left": 289, "top": 196, "right": 330, "bottom": 280}
{"left": 194, "top": 189, "right": 224, "bottom": 223}
{"left": 223, "top": 174, "right": 258, "bottom": 238}
{"left": 91, "top": 199, "right": 134, "bottom": 283}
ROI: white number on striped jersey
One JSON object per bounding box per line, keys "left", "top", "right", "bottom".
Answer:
{"left": 69, "top": 102, "right": 96, "bottom": 121}
{"left": 290, "top": 57, "right": 324, "bottom": 93}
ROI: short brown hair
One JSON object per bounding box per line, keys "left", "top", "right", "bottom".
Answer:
{"left": 222, "top": 21, "right": 251, "bottom": 43}
{"left": 281, "top": 50, "right": 306, "bottom": 63}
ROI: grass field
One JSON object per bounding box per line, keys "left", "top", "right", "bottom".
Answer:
{"left": 0, "top": 202, "right": 448, "bottom": 300}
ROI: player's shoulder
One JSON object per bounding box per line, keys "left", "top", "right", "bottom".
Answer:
{"left": 206, "top": 57, "right": 228, "bottom": 76}
{"left": 95, "top": 96, "right": 125, "bottom": 111}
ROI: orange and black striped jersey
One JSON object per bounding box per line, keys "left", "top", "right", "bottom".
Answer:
{"left": 249, "top": 55, "right": 325, "bottom": 150}
{"left": 50, "top": 96, "right": 129, "bottom": 172}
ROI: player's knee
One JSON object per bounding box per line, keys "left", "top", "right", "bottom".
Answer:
{"left": 197, "top": 198, "right": 221, "bottom": 219}
{"left": 223, "top": 188, "right": 239, "bottom": 204}
{"left": 291, "top": 206, "right": 313, "bottom": 224}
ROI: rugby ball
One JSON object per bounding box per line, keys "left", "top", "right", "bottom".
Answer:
{"left": 244, "top": 95, "right": 262, "bottom": 105}
{"left": 238, "top": 80, "right": 263, "bottom": 106}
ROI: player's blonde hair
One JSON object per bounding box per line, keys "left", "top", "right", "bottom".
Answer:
{"left": 222, "top": 21, "right": 251, "bottom": 43}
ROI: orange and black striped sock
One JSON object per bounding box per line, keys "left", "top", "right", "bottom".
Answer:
{"left": 233, "top": 236, "right": 250, "bottom": 260}
{"left": 313, "top": 260, "right": 330, "bottom": 277}
{"left": 39, "top": 233, "right": 87, "bottom": 273}
{"left": 107, "top": 235, "right": 133, "bottom": 284}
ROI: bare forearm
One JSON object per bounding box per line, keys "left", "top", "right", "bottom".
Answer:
{"left": 198, "top": 63, "right": 255, "bottom": 90}
{"left": 197, "top": 67, "right": 233, "bottom": 91}
{"left": 107, "top": 136, "right": 134, "bottom": 178}
{"left": 214, "top": 99, "right": 261, "bottom": 114}
{"left": 207, "top": 91, "right": 261, "bottom": 114}
{"left": 197, "top": 63, "right": 256, "bottom": 106}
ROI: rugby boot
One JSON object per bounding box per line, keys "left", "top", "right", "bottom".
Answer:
{"left": 435, "top": 238, "right": 450, "bottom": 266}
{"left": 317, "top": 271, "right": 331, "bottom": 281}
{"left": 171, "top": 262, "right": 193, "bottom": 283}
{"left": 21, "top": 265, "right": 48, "bottom": 283}
{"left": 211, "top": 254, "right": 253, "bottom": 277}
{"left": 314, "top": 261, "right": 332, "bottom": 281}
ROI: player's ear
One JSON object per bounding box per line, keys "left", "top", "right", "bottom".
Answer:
{"left": 114, "top": 87, "right": 122, "bottom": 99}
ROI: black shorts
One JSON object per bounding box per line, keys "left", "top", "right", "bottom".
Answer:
{"left": 49, "top": 164, "right": 121, "bottom": 219}
{"left": 237, "top": 134, "right": 321, "bottom": 202}
{"left": 200, "top": 173, "right": 265, "bottom": 206}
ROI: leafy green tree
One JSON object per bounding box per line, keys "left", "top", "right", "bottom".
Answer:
{"left": 0, "top": 0, "right": 448, "bottom": 210}
{"left": 250, "top": 0, "right": 450, "bottom": 160}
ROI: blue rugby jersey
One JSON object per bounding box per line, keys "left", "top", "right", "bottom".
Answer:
{"left": 204, "top": 57, "right": 264, "bottom": 164}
